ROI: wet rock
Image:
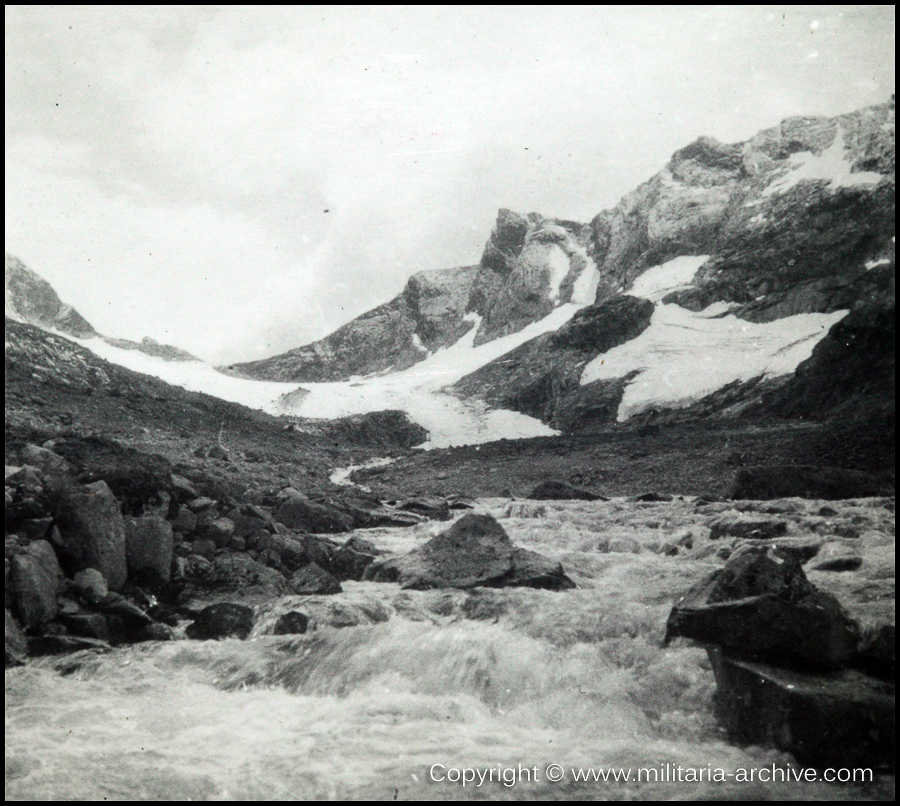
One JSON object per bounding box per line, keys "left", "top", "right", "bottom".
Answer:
{"left": 271, "top": 611, "right": 311, "bottom": 635}
{"left": 289, "top": 563, "right": 342, "bottom": 595}
{"left": 275, "top": 493, "right": 353, "bottom": 534}
{"left": 9, "top": 540, "right": 62, "bottom": 628}
{"left": 58, "top": 612, "right": 110, "bottom": 641}
{"left": 728, "top": 465, "right": 892, "bottom": 500}
{"left": 365, "top": 513, "right": 575, "bottom": 591}
{"left": 632, "top": 492, "right": 673, "bottom": 502}
{"left": 732, "top": 535, "right": 824, "bottom": 564}
{"left": 27, "top": 634, "right": 111, "bottom": 656}
{"left": 856, "top": 623, "right": 895, "bottom": 676}
{"left": 527, "top": 481, "right": 603, "bottom": 501}
{"left": 190, "top": 554, "right": 289, "bottom": 597}
{"left": 396, "top": 496, "right": 451, "bottom": 521}
{"left": 331, "top": 536, "right": 381, "bottom": 580}
{"left": 53, "top": 480, "right": 128, "bottom": 591}
{"left": 125, "top": 515, "right": 174, "bottom": 586}
{"left": 503, "top": 501, "right": 547, "bottom": 518}
{"left": 665, "top": 549, "right": 859, "bottom": 669}
{"left": 708, "top": 649, "right": 894, "bottom": 770}
{"left": 806, "top": 542, "right": 863, "bottom": 572}
{"left": 709, "top": 518, "right": 787, "bottom": 540}
{"left": 5, "top": 610, "right": 27, "bottom": 666}
{"left": 186, "top": 603, "right": 255, "bottom": 640}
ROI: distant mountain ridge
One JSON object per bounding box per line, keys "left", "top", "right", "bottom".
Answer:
{"left": 4, "top": 253, "right": 198, "bottom": 362}
{"left": 226, "top": 98, "right": 894, "bottom": 432}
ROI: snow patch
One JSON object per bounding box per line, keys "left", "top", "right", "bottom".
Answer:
{"left": 544, "top": 244, "right": 570, "bottom": 303}
{"left": 580, "top": 303, "right": 848, "bottom": 421}
{"left": 627, "top": 256, "right": 709, "bottom": 301}
{"left": 865, "top": 257, "right": 891, "bottom": 270}
{"left": 762, "top": 130, "right": 884, "bottom": 197}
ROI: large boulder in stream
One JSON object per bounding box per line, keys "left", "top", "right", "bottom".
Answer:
{"left": 664, "top": 549, "right": 859, "bottom": 669}
{"left": 728, "top": 465, "right": 892, "bottom": 500}
{"left": 364, "top": 513, "right": 575, "bottom": 591}
{"left": 186, "top": 603, "right": 255, "bottom": 640}
{"left": 708, "top": 649, "right": 895, "bottom": 771}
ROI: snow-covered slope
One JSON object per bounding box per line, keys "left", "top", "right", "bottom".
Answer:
{"left": 581, "top": 303, "right": 848, "bottom": 421}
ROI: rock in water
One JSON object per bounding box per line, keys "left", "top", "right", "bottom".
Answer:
{"left": 664, "top": 549, "right": 859, "bottom": 669}
{"left": 5, "top": 610, "right": 28, "bottom": 667}
{"left": 53, "top": 480, "right": 128, "bottom": 591}
{"left": 275, "top": 493, "right": 353, "bottom": 534}
{"left": 527, "top": 481, "right": 604, "bottom": 501}
{"left": 708, "top": 649, "right": 895, "bottom": 770}
{"left": 728, "top": 465, "right": 892, "bottom": 500}
{"left": 185, "top": 603, "right": 255, "bottom": 640}
{"left": 289, "top": 563, "right": 342, "bottom": 595}
{"left": 365, "top": 513, "right": 575, "bottom": 591}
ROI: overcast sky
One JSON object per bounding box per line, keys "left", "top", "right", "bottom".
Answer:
{"left": 5, "top": 6, "right": 895, "bottom": 364}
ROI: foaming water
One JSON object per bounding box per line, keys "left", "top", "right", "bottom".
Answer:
{"left": 6, "top": 499, "right": 895, "bottom": 800}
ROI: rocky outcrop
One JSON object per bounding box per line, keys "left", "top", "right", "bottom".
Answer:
{"left": 8, "top": 540, "right": 62, "bottom": 628}
{"left": 365, "top": 513, "right": 575, "bottom": 590}
{"left": 5, "top": 253, "right": 96, "bottom": 338}
{"left": 225, "top": 265, "right": 479, "bottom": 382}
{"left": 125, "top": 515, "right": 174, "bottom": 587}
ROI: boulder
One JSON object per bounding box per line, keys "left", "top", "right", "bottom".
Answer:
{"left": 708, "top": 649, "right": 894, "bottom": 770}
{"left": 226, "top": 504, "right": 272, "bottom": 538}
{"left": 708, "top": 518, "right": 788, "bottom": 540}
{"left": 275, "top": 493, "right": 353, "bottom": 533}
{"left": 289, "top": 563, "right": 342, "bottom": 595}
{"left": 527, "top": 481, "right": 603, "bottom": 501}
{"left": 728, "top": 465, "right": 892, "bottom": 501}
{"left": 186, "top": 603, "right": 254, "bottom": 640}
{"left": 54, "top": 480, "right": 128, "bottom": 590}
{"left": 331, "top": 536, "right": 380, "bottom": 580}
{"left": 189, "top": 553, "right": 289, "bottom": 597}
{"left": 806, "top": 542, "right": 863, "bottom": 572}
{"left": 72, "top": 568, "right": 108, "bottom": 603}
{"left": 365, "top": 513, "right": 575, "bottom": 591}
{"left": 58, "top": 612, "right": 110, "bottom": 641}
{"left": 664, "top": 549, "right": 859, "bottom": 669}
{"left": 203, "top": 517, "right": 236, "bottom": 547}
{"left": 171, "top": 507, "right": 198, "bottom": 534}
{"left": 125, "top": 515, "right": 174, "bottom": 586}
{"left": 395, "top": 496, "right": 451, "bottom": 521}
{"left": 9, "top": 540, "right": 62, "bottom": 628}
{"left": 272, "top": 611, "right": 311, "bottom": 635}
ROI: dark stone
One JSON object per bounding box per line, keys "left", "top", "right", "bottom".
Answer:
{"left": 272, "top": 611, "right": 311, "bottom": 635}
{"left": 58, "top": 612, "right": 110, "bottom": 641}
{"left": 632, "top": 492, "right": 673, "bottom": 502}
{"left": 331, "top": 536, "right": 381, "bottom": 580}
{"left": 189, "top": 554, "right": 289, "bottom": 597}
{"left": 664, "top": 549, "right": 859, "bottom": 669}
{"left": 709, "top": 518, "right": 788, "bottom": 540}
{"left": 527, "top": 481, "right": 603, "bottom": 501}
{"left": 125, "top": 515, "right": 174, "bottom": 586}
{"left": 186, "top": 603, "right": 255, "bottom": 640}
{"left": 806, "top": 542, "right": 864, "bottom": 572}
{"left": 53, "top": 480, "right": 128, "bottom": 591}
{"left": 728, "top": 465, "right": 893, "bottom": 501}
{"left": 708, "top": 649, "right": 895, "bottom": 771}
{"left": 9, "top": 540, "right": 62, "bottom": 628}
{"left": 396, "top": 496, "right": 451, "bottom": 520}
{"left": 365, "top": 513, "right": 576, "bottom": 591}
{"left": 275, "top": 493, "right": 353, "bottom": 534}
{"left": 27, "top": 634, "right": 112, "bottom": 656}
{"left": 289, "top": 563, "right": 342, "bottom": 595}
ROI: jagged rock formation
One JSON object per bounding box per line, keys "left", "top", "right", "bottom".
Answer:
{"left": 5, "top": 253, "right": 96, "bottom": 338}
{"left": 5, "top": 253, "right": 197, "bottom": 362}
{"left": 225, "top": 266, "right": 480, "bottom": 382}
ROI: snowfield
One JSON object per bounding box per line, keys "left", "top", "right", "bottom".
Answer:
{"left": 581, "top": 302, "right": 848, "bottom": 421}
{"left": 68, "top": 283, "right": 847, "bottom": 444}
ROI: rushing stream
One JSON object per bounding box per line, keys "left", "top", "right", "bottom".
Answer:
{"left": 6, "top": 498, "right": 894, "bottom": 800}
